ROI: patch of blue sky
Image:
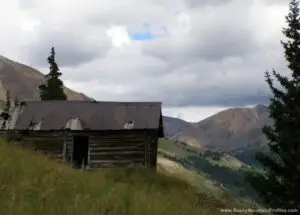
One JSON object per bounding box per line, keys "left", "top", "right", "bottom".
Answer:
{"left": 129, "top": 22, "right": 170, "bottom": 41}
{"left": 129, "top": 32, "right": 155, "bottom": 41}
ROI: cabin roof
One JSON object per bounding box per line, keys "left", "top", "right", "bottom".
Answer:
{"left": 10, "top": 100, "right": 163, "bottom": 131}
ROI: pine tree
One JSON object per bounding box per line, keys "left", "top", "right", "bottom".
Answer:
{"left": 247, "top": 0, "right": 300, "bottom": 209}
{"left": 39, "top": 47, "right": 67, "bottom": 100}
{"left": 14, "top": 96, "right": 19, "bottom": 107}
{"left": 0, "top": 90, "right": 11, "bottom": 129}
{"left": 4, "top": 90, "right": 10, "bottom": 112}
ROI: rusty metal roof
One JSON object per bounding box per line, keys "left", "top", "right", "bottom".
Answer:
{"left": 12, "top": 101, "right": 162, "bottom": 131}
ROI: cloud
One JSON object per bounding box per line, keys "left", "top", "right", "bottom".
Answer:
{"left": 0, "top": 0, "right": 292, "bottom": 120}
{"left": 184, "top": 0, "right": 233, "bottom": 8}
{"left": 106, "top": 26, "right": 132, "bottom": 47}
{"left": 19, "top": 19, "right": 111, "bottom": 67}
{"left": 163, "top": 106, "right": 231, "bottom": 122}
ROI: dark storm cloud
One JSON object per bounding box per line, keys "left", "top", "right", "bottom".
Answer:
{"left": 129, "top": 77, "right": 272, "bottom": 107}
{"left": 21, "top": 28, "right": 111, "bottom": 68}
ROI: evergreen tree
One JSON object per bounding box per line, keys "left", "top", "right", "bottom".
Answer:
{"left": 14, "top": 96, "right": 19, "bottom": 107}
{"left": 0, "top": 90, "right": 11, "bottom": 129}
{"left": 4, "top": 90, "right": 10, "bottom": 112}
{"left": 39, "top": 47, "right": 67, "bottom": 100}
{"left": 247, "top": 0, "right": 300, "bottom": 209}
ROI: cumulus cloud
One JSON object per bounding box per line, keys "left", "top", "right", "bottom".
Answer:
{"left": 0, "top": 0, "right": 292, "bottom": 120}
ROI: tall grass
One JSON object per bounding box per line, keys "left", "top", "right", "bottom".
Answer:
{"left": 0, "top": 140, "right": 245, "bottom": 215}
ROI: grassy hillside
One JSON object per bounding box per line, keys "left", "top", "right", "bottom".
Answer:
{"left": 0, "top": 140, "right": 249, "bottom": 215}
{"left": 158, "top": 139, "right": 261, "bottom": 206}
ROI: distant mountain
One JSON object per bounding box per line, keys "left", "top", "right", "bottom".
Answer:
{"left": 163, "top": 105, "right": 272, "bottom": 165}
{"left": 0, "top": 55, "right": 91, "bottom": 102}
{"left": 194, "top": 104, "right": 271, "bottom": 152}
{"left": 163, "top": 116, "right": 201, "bottom": 147}
{"left": 157, "top": 139, "right": 261, "bottom": 207}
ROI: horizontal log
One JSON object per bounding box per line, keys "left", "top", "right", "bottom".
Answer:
{"left": 89, "top": 134, "right": 147, "bottom": 137}
{"left": 35, "top": 149, "right": 62, "bottom": 154}
{"left": 21, "top": 137, "right": 65, "bottom": 140}
{"left": 89, "top": 143, "right": 145, "bottom": 148}
{"left": 90, "top": 145, "right": 144, "bottom": 151}
{"left": 89, "top": 140, "right": 146, "bottom": 144}
{"left": 18, "top": 135, "right": 65, "bottom": 138}
{"left": 22, "top": 143, "right": 63, "bottom": 149}
{"left": 92, "top": 138, "right": 146, "bottom": 140}
{"left": 89, "top": 133, "right": 146, "bottom": 137}
{"left": 19, "top": 134, "right": 155, "bottom": 141}
{"left": 89, "top": 151, "right": 144, "bottom": 156}
{"left": 22, "top": 143, "right": 62, "bottom": 148}
{"left": 89, "top": 158, "right": 144, "bottom": 164}
{"left": 34, "top": 150, "right": 63, "bottom": 154}
{"left": 90, "top": 150, "right": 144, "bottom": 155}
{"left": 21, "top": 143, "right": 63, "bottom": 147}
{"left": 89, "top": 154, "right": 144, "bottom": 160}
{"left": 36, "top": 147, "right": 63, "bottom": 151}
{"left": 7, "top": 130, "right": 156, "bottom": 135}
{"left": 29, "top": 143, "right": 63, "bottom": 147}
{"left": 90, "top": 143, "right": 144, "bottom": 147}
{"left": 89, "top": 139, "right": 146, "bottom": 143}
{"left": 90, "top": 163, "right": 144, "bottom": 168}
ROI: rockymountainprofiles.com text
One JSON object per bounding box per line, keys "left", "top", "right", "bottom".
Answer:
{"left": 220, "top": 208, "right": 299, "bottom": 213}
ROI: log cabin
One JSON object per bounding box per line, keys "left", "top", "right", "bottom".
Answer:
{"left": 0, "top": 100, "right": 164, "bottom": 169}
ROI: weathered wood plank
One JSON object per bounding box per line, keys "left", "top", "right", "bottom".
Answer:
{"left": 90, "top": 163, "right": 144, "bottom": 168}
{"left": 20, "top": 138, "right": 63, "bottom": 142}
{"left": 89, "top": 150, "right": 144, "bottom": 156}
{"left": 89, "top": 143, "right": 145, "bottom": 148}
{"left": 89, "top": 154, "right": 144, "bottom": 160}
{"left": 90, "top": 145, "right": 144, "bottom": 151}
{"left": 90, "top": 140, "right": 144, "bottom": 143}
{"left": 90, "top": 159, "right": 144, "bottom": 164}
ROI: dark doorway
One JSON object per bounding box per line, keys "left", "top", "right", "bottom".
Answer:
{"left": 72, "top": 135, "right": 89, "bottom": 169}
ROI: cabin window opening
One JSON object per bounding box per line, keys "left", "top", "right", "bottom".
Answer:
{"left": 124, "top": 120, "right": 135, "bottom": 129}
{"left": 72, "top": 135, "right": 89, "bottom": 169}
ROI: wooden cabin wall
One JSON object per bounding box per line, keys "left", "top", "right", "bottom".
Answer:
{"left": 87, "top": 131, "right": 149, "bottom": 168}
{"left": 1, "top": 129, "right": 159, "bottom": 169}
{"left": 2, "top": 131, "right": 65, "bottom": 159}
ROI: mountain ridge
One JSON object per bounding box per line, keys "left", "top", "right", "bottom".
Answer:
{"left": 163, "top": 104, "right": 271, "bottom": 154}
{"left": 0, "top": 54, "right": 91, "bottom": 102}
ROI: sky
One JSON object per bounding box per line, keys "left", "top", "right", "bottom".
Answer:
{"left": 0, "top": 0, "right": 291, "bottom": 122}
